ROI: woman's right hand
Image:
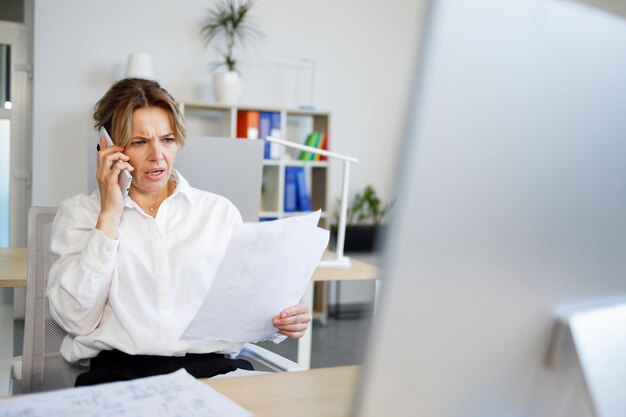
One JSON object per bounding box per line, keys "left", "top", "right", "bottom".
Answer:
{"left": 95, "top": 136, "right": 134, "bottom": 239}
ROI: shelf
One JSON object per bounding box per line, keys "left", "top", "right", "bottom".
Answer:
{"left": 259, "top": 211, "right": 328, "bottom": 219}
{"left": 180, "top": 101, "right": 330, "bottom": 116}
{"left": 180, "top": 101, "right": 235, "bottom": 111}
{"left": 284, "top": 211, "right": 328, "bottom": 219}
{"left": 179, "top": 103, "right": 331, "bottom": 225}
{"left": 263, "top": 159, "right": 329, "bottom": 168}
{"left": 259, "top": 211, "right": 280, "bottom": 218}
{"left": 285, "top": 108, "right": 333, "bottom": 117}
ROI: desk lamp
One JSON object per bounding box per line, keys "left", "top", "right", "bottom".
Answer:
{"left": 265, "top": 136, "right": 358, "bottom": 268}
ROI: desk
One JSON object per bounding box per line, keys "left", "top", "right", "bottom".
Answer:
{"left": 299, "top": 256, "right": 380, "bottom": 368}
{"left": 203, "top": 365, "right": 359, "bottom": 417}
{"left": 0, "top": 247, "right": 380, "bottom": 368}
{"left": 0, "top": 247, "right": 380, "bottom": 288}
{"left": 0, "top": 248, "right": 27, "bottom": 289}
{"left": 312, "top": 256, "right": 380, "bottom": 282}
{"left": 0, "top": 248, "right": 27, "bottom": 359}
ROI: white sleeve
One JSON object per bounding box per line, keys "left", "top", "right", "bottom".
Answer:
{"left": 46, "top": 196, "right": 118, "bottom": 336}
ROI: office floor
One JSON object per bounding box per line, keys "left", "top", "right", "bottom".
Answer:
{"left": 258, "top": 313, "right": 373, "bottom": 368}
{"left": 13, "top": 313, "right": 373, "bottom": 369}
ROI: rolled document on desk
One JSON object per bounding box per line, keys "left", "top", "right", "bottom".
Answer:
{"left": 181, "top": 210, "right": 329, "bottom": 343}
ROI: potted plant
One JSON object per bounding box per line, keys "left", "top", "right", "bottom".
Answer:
{"left": 333, "top": 185, "right": 392, "bottom": 252}
{"left": 200, "top": 0, "right": 261, "bottom": 104}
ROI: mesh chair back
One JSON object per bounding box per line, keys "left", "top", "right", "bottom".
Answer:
{"left": 21, "top": 206, "right": 84, "bottom": 392}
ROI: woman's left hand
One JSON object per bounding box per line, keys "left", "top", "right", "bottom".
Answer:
{"left": 272, "top": 301, "right": 312, "bottom": 339}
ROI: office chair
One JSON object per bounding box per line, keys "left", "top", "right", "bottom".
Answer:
{"left": 0, "top": 206, "right": 301, "bottom": 396}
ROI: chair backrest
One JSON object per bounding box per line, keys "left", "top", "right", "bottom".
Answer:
{"left": 88, "top": 136, "right": 265, "bottom": 222}
{"left": 175, "top": 137, "right": 264, "bottom": 222}
{"left": 21, "top": 206, "right": 84, "bottom": 392}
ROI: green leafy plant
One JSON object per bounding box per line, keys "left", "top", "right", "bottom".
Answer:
{"left": 200, "top": 0, "right": 262, "bottom": 72}
{"left": 335, "top": 185, "right": 392, "bottom": 226}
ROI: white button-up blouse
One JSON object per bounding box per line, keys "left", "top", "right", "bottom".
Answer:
{"left": 47, "top": 171, "right": 245, "bottom": 363}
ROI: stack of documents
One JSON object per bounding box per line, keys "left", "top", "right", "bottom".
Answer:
{"left": 0, "top": 369, "right": 251, "bottom": 417}
{"left": 182, "top": 211, "right": 329, "bottom": 343}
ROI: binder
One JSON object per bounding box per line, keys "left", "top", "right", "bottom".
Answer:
{"left": 284, "top": 166, "right": 298, "bottom": 212}
{"left": 259, "top": 112, "right": 272, "bottom": 158}
{"left": 269, "top": 112, "right": 281, "bottom": 159}
{"left": 294, "top": 167, "right": 311, "bottom": 211}
{"left": 310, "top": 132, "right": 322, "bottom": 160}
{"left": 315, "top": 132, "right": 327, "bottom": 161}
{"left": 299, "top": 132, "right": 318, "bottom": 160}
{"left": 320, "top": 131, "right": 328, "bottom": 161}
{"left": 236, "top": 111, "right": 260, "bottom": 139}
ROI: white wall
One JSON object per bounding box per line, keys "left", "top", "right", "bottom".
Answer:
{"left": 33, "top": 0, "right": 424, "bottom": 208}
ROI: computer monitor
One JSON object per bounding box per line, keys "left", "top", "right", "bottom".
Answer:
{"left": 355, "top": 1, "right": 626, "bottom": 416}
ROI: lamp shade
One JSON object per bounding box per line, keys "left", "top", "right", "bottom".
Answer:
{"left": 125, "top": 53, "right": 153, "bottom": 79}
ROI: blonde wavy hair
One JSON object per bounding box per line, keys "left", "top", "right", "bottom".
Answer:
{"left": 93, "top": 78, "right": 186, "bottom": 148}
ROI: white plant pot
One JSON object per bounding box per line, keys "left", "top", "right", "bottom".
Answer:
{"left": 213, "top": 71, "right": 242, "bottom": 104}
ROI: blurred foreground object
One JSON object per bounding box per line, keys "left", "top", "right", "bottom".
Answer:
{"left": 355, "top": 0, "right": 626, "bottom": 416}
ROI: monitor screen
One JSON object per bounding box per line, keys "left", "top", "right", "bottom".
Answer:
{"left": 355, "top": 1, "right": 626, "bottom": 416}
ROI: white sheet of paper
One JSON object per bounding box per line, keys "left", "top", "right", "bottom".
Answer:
{"left": 569, "top": 303, "right": 626, "bottom": 417}
{"left": 0, "top": 369, "right": 251, "bottom": 417}
{"left": 181, "top": 211, "right": 329, "bottom": 343}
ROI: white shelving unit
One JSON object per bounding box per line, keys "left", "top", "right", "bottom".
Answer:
{"left": 178, "top": 101, "right": 331, "bottom": 226}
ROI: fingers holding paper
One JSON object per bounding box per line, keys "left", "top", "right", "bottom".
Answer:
{"left": 273, "top": 301, "right": 311, "bottom": 339}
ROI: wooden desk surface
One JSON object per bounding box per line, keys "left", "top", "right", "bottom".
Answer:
{"left": 0, "top": 247, "right": 27, "bottom": 288}
{"left": 0, "top": 248, "right": 380, "bottom": 288}
{"left": 312, "top": 256, "right": 381, "bottom": 282}
{"left": 202, "top": 366, "right": 359, "bottom": 417}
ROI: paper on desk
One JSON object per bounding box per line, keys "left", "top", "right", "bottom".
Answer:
{"left": 0, "top": 369, "right": 251, "bottom": 417}
{"left": 181, "top": 210, "right": 329, "bottom": 343}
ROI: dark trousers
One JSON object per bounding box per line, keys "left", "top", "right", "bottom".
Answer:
{"left": 75, "top": 349, "right": 253, "bottom": 387}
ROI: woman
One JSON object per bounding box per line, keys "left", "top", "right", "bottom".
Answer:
{"left": 47, "top": 78, "right": 311, "bottom": 386}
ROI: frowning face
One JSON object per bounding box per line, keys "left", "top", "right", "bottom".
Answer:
{"left": 125, "top": 107, "right": 178, "bottom": 198}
